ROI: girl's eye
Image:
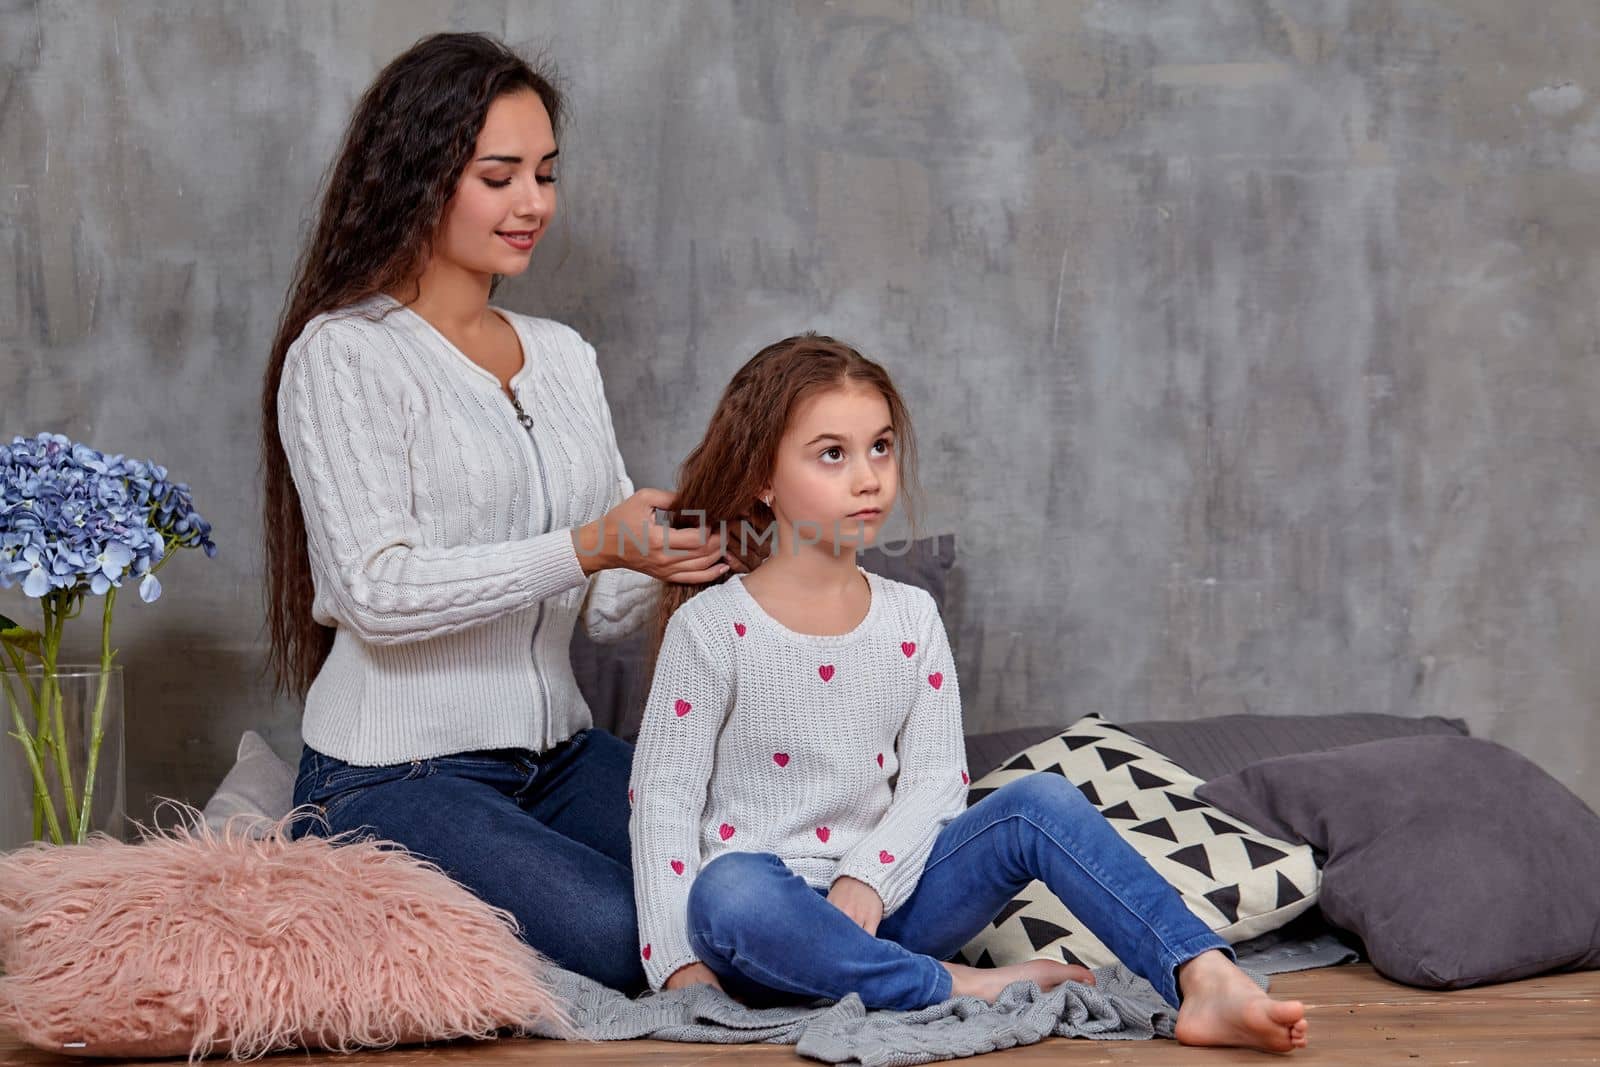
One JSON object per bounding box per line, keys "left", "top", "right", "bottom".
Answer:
{"left": 484, "top": 178, "right": 512, "bottom": 189}
{"left": 822, "top": 447, "right": 843, "bottom": 462}
{"left": 873, "top": 439, "right": 893, "bottom": 455}
{"left": 537, "top": 173, "right": 558, "bottom": 185}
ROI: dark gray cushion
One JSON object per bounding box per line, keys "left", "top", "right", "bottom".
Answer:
{"left": 964, "top": 727, "right": 1066, "bottom": 783}
{"left": 1195, "top": 736, "right": 1600, "bottom": 989}
{"left": 574, "top": 533, "right": 957, "bottom": 741}
{"left": 858, "top": 532, "right": 957, "bottom": 604}
{"left": 1118, "top": 712, "right": 1470, "bottom": 782}
{"left": 964, "top": 712, "right": 1470, "bottom": 783}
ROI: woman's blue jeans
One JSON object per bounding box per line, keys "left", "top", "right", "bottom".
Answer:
{"left": 289, "top": 728, "right": 646, "bottom": 994}
{"left": 687, "top": 774, "right": 1234, "bottom": 1011}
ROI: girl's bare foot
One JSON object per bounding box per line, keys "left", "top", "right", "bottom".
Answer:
{"left": 941, "top": 959, "right": 1096, "bottom": 1002}
{"left": 1174, "top": 949, "right": 1309, "bottom": 1053}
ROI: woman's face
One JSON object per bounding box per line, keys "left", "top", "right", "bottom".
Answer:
{"left": 763, "top": 384, "right": 900, "bottom": 553}
{"left": 433, "top": 89, "right": 558, "bottom": 279}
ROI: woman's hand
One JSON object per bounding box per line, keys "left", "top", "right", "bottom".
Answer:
{"left": 664, "top": 961, "right": 726, "bottom": 993}
{"left": 827, "top": 876, "right": 885, "bottom": 936}
{"left": 573, "top": 488, "right": 748, "bottom": 581}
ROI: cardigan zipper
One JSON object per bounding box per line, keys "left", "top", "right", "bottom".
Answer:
{"left": 507, "top": 388, "right": 554, "bottom": 741}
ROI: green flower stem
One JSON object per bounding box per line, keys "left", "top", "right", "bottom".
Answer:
{"left": 15, "top": 631, "right": 54, "bottom": 842}
{"left": 0, "top": 642, "right": 40, "bottom": 707}
{"left": 40, "top": 596, "right": 81, "bottom": 842}
{"left": 34, "top": 667, "right": 53, "bottom": 840}
{"left": 0, "top": 641, "right": 45, "bottom": 837}
{"left": 3, "top": 672, "right": 64, "bottom": 844}
{"left": 75, "top": 588, "right": 117, "bottom": 844}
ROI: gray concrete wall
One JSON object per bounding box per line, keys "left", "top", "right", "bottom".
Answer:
{"left": 4, "top": 0, "right": 1598, "bottom": 821}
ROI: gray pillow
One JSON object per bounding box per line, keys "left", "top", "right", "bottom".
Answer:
{"left": 1118, "top": 712, "right": 1470, "bottom": 782}
{"left": 963, "top": 712, "right": 1469, "bottom": 783}
{"left": 858, "top": 532, "right": 957, "bottom": 605}
{"left": 574, "top": 533, "right": 957, "bottom": 741}
{"left": 1195, "top": 736, "right": 1600, "bottom": 990}
{"left": 199, "top": 731, "right": 297, "bottom": 833}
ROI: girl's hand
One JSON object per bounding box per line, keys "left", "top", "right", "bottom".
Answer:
{"left": 827, "top": 876, "right": 885, "bottom": 936}
{"left": 573, "top": 488, "right": 736, "bottom": 582}
{"left": 664, "top": 961, "right": 726, "bottom": 993}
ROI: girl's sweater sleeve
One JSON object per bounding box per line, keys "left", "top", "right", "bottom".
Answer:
{"left": 576, "top": 340, "right": 663, "bottom": 644}
{"left": 628, "top": 608, "right": 734, "bottom": 989}
{"left": 277, "top": 320, "right": 589, "bottom": 644}
{"left": 834, "top": 591, "right": 970, "bottom": 914}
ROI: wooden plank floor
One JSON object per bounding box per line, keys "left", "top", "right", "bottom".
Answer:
{"left": 2, "top": 963, "right": 1595, "bottom": 1065}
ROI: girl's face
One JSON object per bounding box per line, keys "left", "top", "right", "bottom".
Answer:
{"left": 433, "top": 90, "right": 558, "bottom": 279}
{"left": 763, "top": 384, "right": 899, "bottom": 552}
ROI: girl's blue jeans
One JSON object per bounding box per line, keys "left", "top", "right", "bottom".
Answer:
{"left": 288, "top": 728, "right": 647, "bottom": 994}
{"left": 687, "top": 774, "right": 1234, "bottom": 1011}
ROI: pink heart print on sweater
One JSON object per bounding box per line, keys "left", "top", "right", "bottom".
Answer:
{"left": 719, "top": 823, "right": 736, "bottom": 841}
{"left": 928, "top": 672, "right": 943, "bottom": 690}
{"left": 642, "top": 944, "right": 651, "bottom": 960}
{"left": 670, "top": 859, "right": 685, "bottom": 875}
{"left": 901, "top": 641, "right": 916, "bottom": 657}
{"left": 773, "top": 753, "right": 790, "bottom": 767}
{"left": 877, "top": 752, "right": 884, "bottom": 768}
{"left": 734, "top": 622, "right": 746, "bottom": 637}
{"left": 816, "top": 826, "right": 831, "bottom": 842}
{"left": 879, "top": 850, "right": 895, "bottom": 864}
{"left": 674, "top": 698, "right": 692, "bottom": 717}
{"left": 818, "top": 664, "right": 835, "bottom": 682}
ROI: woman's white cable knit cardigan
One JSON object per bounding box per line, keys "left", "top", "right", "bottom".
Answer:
{"left": 277, "top": 294, "right": 659, "bottom": 766}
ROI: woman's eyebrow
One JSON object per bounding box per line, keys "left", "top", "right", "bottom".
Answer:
{"left": 475, "top": 148, "right": 561, "bottom": 163}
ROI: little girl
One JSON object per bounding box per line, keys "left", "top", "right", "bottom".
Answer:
{"left": 628, "top": 334, "right": 1309, "bottom": 1053}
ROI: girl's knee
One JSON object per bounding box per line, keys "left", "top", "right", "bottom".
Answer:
{"left": 687, "top": 851, "right": 783, "bottom": 930}
{"left": 994, "top": 772, "right": 1090, "bottom": 817}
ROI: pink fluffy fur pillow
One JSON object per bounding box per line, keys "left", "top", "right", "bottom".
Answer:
{"left": 0, "top": 807, "right": 573, "bottom": 1060}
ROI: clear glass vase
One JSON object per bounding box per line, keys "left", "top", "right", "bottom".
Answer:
{"left": 0, "top": 664, "right": 126, "bottom": 848}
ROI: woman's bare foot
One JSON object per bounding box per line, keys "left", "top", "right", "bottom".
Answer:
{"left": 941, "top": 959, "right": 1096, "bottom": 1002}
{"left": 1174, "top": 949, "right": 1309, "bottom": 1053}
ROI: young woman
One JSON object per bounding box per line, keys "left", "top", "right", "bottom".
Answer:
{"left": 260, "top": 32, "right": 742, "bottom": 994}
{"left": 628, "top": 335, "right": 1310, "bottom": 1053}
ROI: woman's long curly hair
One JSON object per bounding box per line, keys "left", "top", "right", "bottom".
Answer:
{"left": 648, "top": 334, "right": 923, "bottom": 671}
{"left": 261, "top": 33, "right": 564, "bottom": 700}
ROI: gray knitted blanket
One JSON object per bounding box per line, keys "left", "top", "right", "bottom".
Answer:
{"left": 525, "top": 963, "right": 1271, "bottom": 1065}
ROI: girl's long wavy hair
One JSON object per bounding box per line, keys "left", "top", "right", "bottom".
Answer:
{"left": 649, "top": 334, "right": 922, "bottom": 671}
{"left": 261, "top": 33, "right": 564, "bottom": 700}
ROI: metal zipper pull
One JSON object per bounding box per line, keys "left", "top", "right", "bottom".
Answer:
{"left": 508, "top": 391, "right": 535, "bottom": 431}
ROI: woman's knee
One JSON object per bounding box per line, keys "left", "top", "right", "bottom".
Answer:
{"left": 568, "top": 891, "right": 647, "bottom": 993}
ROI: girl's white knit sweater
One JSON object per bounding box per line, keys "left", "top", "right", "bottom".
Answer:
{"left": 628, "top": 566, "right": 970, "bottom": 989}
{"left": 277, "top": 293, "right": 660, "bottom": 765}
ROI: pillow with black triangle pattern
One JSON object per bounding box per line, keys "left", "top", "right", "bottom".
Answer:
{"left": 955, "top": 714, "right": 1320, "bottom": 971}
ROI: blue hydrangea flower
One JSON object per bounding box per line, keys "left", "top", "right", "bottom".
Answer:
{"left": 0, "top": 432, "right": 216, "bottom": 604}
